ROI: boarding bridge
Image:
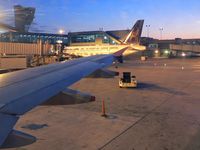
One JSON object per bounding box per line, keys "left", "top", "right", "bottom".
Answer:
{"left": 0, "top": 41, "right": 56, "bottom": 69}
{"left": 0, "top": 41, "right": 52, "bottom": 55}
{"left": 170, "top": 44, "right": 200, "bottom": 53}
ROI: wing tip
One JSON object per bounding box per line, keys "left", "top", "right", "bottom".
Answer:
{"left": 113, "top": 47, "right": 128, "bottom": 57}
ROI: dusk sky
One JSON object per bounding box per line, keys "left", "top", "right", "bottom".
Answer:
{"left": 0, "top": 0, "right": 200, "bottom": 39}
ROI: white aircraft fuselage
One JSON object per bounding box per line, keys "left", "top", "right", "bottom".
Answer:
{"left": 64, "top": 44, "right": 146, "bottom": 57}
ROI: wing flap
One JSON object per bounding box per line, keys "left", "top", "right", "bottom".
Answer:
{"left": 42, "top": 88, "right": 95, "bottom": 105}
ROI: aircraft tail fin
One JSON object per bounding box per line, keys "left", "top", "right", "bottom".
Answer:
{"left": 123, "top": 20, "right": 144, "bottom": 44}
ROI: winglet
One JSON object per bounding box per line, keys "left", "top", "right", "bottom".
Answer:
{"left": 113, "top": 47, "right": 129, "bottom": 63}
{"left": 113, "top": 46, "right": 129, "bottom": 57}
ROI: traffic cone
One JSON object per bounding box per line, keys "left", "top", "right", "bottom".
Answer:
{"left": 101, "top": 99, "right": 107, "bottom": 117}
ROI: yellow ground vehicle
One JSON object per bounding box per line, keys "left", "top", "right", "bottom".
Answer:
{"left": 119, "top": 72, "right": 137, "bottom": 88}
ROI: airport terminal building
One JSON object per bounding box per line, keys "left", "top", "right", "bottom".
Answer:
{"left": 0, "top": 32, "right": 69, "bottom": 44}
{"left": 0, "top": 29, "right": 130, "bottom": 46}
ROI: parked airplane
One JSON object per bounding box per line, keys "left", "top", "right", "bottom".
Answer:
{"left": 0, "top": 48, "right": 127, "bottom": 147}
{"left": 64, "top": 20, "right": 146, "bottom": 57}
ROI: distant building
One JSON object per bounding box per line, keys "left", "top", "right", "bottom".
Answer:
{"left": 141, "top": 37, "right": 200, "bottom": 57}
{"left": 141, "top": 37, "right": 200, "bottom": 49}
{"left": 68, "top": 30, "right": 126, "bottom": 46}
{"left": 0, "top": 30, "right": 132, "bottom": 45}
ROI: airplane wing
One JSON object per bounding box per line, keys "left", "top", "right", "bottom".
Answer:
{"left": 0, "top": 53, "right": 117, "bottom": 146}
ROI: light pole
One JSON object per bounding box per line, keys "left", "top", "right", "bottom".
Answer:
{"left": 146, "top": 25, "right": 150, "bottom": 38}
{"left": 159, "top": 27, "right": 163, "bottom": 40}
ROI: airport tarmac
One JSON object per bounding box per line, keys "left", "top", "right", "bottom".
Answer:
{"left": 3, "top": 57, "right": 200, "bottom": 150}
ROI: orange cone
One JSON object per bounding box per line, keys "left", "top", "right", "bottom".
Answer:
{"left": 101, "top": 99, "right": 107, "bottom": 117}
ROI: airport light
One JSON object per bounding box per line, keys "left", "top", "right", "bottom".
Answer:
{"left": 164, "top": 50, "right": 169, "bottom": 54}
{"left": 181, "top": 52, "right": 186, "bottom": 57}
{"left": 56, "top": 40, "right": 63, "bottom": 44}
{"left": 155, "top": 50, "right": 159, "bottom": 54}
{"left": 59, "top": 29, "right": 64, "bottom": 34}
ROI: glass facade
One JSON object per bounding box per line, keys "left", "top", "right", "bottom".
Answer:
{"left": 71, "top": 34, "right": 95, "bottom": 43}
{"left": 0, "top": 30, "right": 123, "bottom": 45}
{"left": 0, "top": 32, "right": 69, "bottom": 44}
{"left": 68, "top": 32, "right": 118, "bottom": 45}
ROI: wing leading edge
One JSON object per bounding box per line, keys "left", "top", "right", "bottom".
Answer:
{"left": 0, "top": 53, "right": 118, "bottom": 146}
